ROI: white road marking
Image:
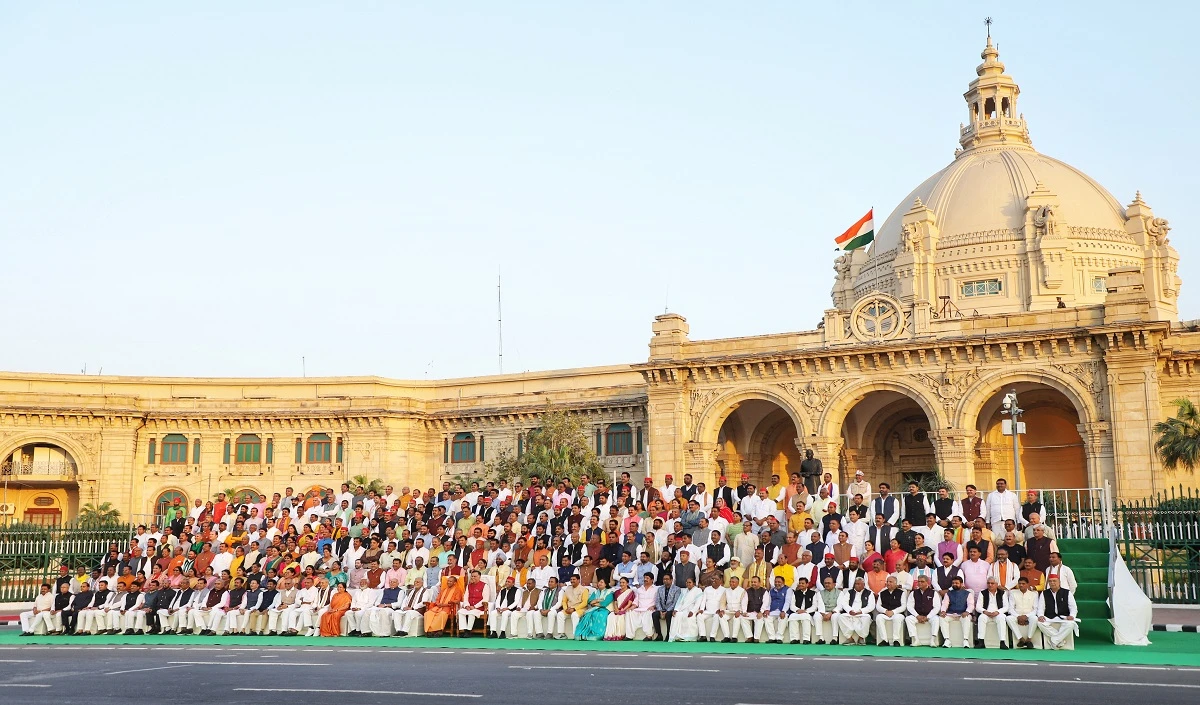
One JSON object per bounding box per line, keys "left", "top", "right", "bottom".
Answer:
{"left": 167, "top": 661, "right": 329, "bottom": 667}
{"left": 640, "top": 654, "right": 691, "bottom": 658}
{"left": 116, "top": 647, "right": 148, "bottom": 650}
{"left": 758, "top": 656, "right": 804, "bottom": 661}
{"left": 963, "top": 678, "right": 1200, "bottom": 689}
{"left": 701, "top": 655, "right": 748, "bottom": 659}
{"left": 0, "top": 684, "right": 51, "bottom": 688}
{"left": 1043, "top": 663, "right": 1105, "bottom": 668}
{"left": 1117, "top": 666, "right": 1168, "bottom": 670}
{"left": 0, "top": 660, "right": 33, "bottom": 663}
{"left": 235, "top": 688, "right": 479, "bottom": 698}
{"left": 105, "top": 664, "right": 187, "bottom": 676}
{"left": 813, "top": 657, "right": 862, "bottom": 662}
{"left": 228, "top": 648, "right": 259, "bottom": 652}
{"left": 302, "top": 649, "right": 335, "bottom": 652}
{"left": 508, "top": 666, "right": 720, "bottom": 672}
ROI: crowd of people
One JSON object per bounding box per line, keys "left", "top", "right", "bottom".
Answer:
{"left": 17, "top": 471, "right": 1082, "bottom": 650}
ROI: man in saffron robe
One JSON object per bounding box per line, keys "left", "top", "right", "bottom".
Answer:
{"left": 423, "top": 574, "right": 463, "bottom": 636}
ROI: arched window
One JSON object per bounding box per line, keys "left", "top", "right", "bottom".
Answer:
{"left": 605, "top": 423, "right": 633, "bottom": 456}
{"left": 451, "top": 432, "right": 476, "bottom": 463}
{"left": 233, "top": 488, "right": 264, "bottom": 504}
{"left": 307, "top": 433, "right": 332, "bottom": 463}
{"left": 161, "top": 434, "right": 188, "bottom": 464}
{"left": 235, "top": 434, "right": 261, "bottom": 464}
{"left": 154, "top": 490, "right": 187, "bottom": 521}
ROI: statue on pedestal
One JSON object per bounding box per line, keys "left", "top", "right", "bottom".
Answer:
{"left": 800, "top": 449, "right": 823, "bottom": 495}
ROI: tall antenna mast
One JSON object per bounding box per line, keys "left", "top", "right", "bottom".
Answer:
{"left": 497, "top": 270, "right": 504, "bottom": 374}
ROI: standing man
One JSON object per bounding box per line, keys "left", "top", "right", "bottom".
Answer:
{"left": 870, "top": 484, "right": 900, "bottom": 526}
{"left": 985, "top": 478, "right": 1021, "bottom": 537}
{"left": 845, "top": 470, "right": 871, "bottom": 505}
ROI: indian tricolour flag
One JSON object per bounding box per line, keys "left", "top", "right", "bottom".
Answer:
{"left": 834, "top": 208, "right": 874, "bottom": 252}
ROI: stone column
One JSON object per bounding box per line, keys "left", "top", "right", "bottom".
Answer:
{"left": 929, "top": 429, "right": 978, "bottom": 490}
{"left": 683, "top": 441, "right": 720, "bottom": 488}
{"left": 1105, "top": 349, "right": 1163, "bottom": 500}
{"left": 1077, "top": 421, "right": 1115, "bottom": 491}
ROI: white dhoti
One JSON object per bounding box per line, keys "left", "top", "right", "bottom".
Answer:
{"left": 490, "top": 610, "right": 515, "bottom": 636}
{"left": 157, "top": 609, "right": 182, "bottom": 632}
{"left": 875, "top": 613, "right": 905, "bottom": 644}
{"left": 835, "top": 613, "right": 871, "bottom": 641}
{"left": 696, "top": 612, "right": 728, "bottom": 640}
{"left": 939, "top": 613, "right": 973, "bottom": 647}
{"left": 904, "top": 615, "right": 940, "bottom": 646}
{"left": 627, "top": 610, "right": 654, "bottom": 640}
{"left": 288, "top": 606, "right": 315, "bottom": 632}
{"left": 1006, "top": 614, "right": 1037, "bottom": 642}
{"left": 730, "top": 615, "right": 753, "bottom": 641}
{"left": 341, "top": 610, "right": 371, "bottom": 634}
{"left": 368, "top": 607, "right": 400, "bottom": 636}
{"left": 398, "top": 609, "right": 425, "bottom": 636}
{"left": 976, "top": 614, "right": 1008, "bottom": 645}
{"left": 787, "top": 612, "right": 815, "bottom": 642}
{"left": 208, "top": 608, "right": 231, "bottom": 634}
{"left": 1037, "top": 618, "right": 1080, "bottom": 649}
{"left": 458, "top": 608, "right": 486, "bottom": 631}
{"left": 527, "top": 610, "right": 554, "bottom": 637}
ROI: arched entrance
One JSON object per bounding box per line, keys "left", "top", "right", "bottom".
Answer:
{"left": 1, "top": 440, "right": 82, "bottom": 524}
{"left": 840, "top": 391, "right": 937, "bottom": 490}
{"left": 715, "top": 399, "right": 802, "bottom": 489}
{"left": 974, "top": 384, "right": 1087, "bottom": 489}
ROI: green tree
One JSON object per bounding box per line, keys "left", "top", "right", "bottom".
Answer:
{"left": 78, "top": 501, "right": 122, "bottom": 526}
{"left": 351, "top": 474, "right": 387, "bottom": 496}
{"left": 484, "top": 408, "right": 604, "bottom": 486}
{"left": 916, "top": 470, "right": 957, "bottom": 494}
{"left": 1154, "top": 398, "right": 1200, "bottom": 473}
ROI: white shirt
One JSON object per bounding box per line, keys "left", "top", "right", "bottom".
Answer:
{"left": 724, "top": 586, "right": 748, "bottom": 614}
{"left": 1044, "top": 563, "right": 1077, "bottom": 592}
{"left": 700, "top": 585, "right": 726, "bottom": 613}
{"left": 209, "top": 552, "right": 234, "bottom": 575}
{"left": 530, "top": 565, "right": 556, "bottom": 589}
{"left": 985, "top": 489, "right": 1021, "bottom": 524}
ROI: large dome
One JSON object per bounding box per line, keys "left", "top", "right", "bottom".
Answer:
{"left": 871, "top": 145, "right": 1128, "bottom": 254}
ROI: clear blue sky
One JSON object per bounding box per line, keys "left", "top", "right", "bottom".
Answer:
{"left": 3, "top": 2, "right": 1196, "bottom": 379}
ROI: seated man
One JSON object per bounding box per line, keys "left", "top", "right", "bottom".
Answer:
{"left": 814, "top": 576, "right": 840, "bottom": 645}
{"left": 488, "top": 575, "right": 521, "bottom": 638}
{"left": 874, "top": 575, "right": 907, "bottom": 647}
{"left": 696, "top": 574, "right": 728, "bottom": 643}
{"left": 975, "top": 576, "right": 1011, "bottom": 649}
{"left": 557, "top": 574, "right": 589, "bottom": 639}
{"left": 904, "top": 574, "right": 940, "bottom": 647}
{"left": 938, "top": 576, "right": 974, "bottom": 648}
{"left": 667, "top": 577, "right": 703, "bottom": 642}
{"left": 629, "top": 574, "right": 658, "bottom": 641}
{"left": 20, "top": 584, "right": 56, "bottom": 636}
{"left": 456, "top": 570, "right": 492, "bottom": 636}
{"left": 368, "top": 580, "right": 406, "bottom": 637}
{"left": 759, "top": 576, "right": 790, "bottom": 644}
{"left": 528, "top": 577, "right": 561, "bottom": 639}
{"left": 721, "top": 576, "right": 748, "bottom": 643}
{"left": 1036, "top": 576, "right": 1079, "bottom": 650}
{"left": 397, "top": 582, "right": 436, "bottom": 637}
{"left": 343, "top": 581, "right": 380, "bottom": 636}
{"left": 834, "top": 576, "right": 875, "bottom": 645}
{"left": 786, "top": 576, "right": 822, "bottom": 645}
{"left": 1006, "top": 576, "right": 1039, "bottom": 649}
{"left": 423, "top": 574, "right": 463, "bottom": 637}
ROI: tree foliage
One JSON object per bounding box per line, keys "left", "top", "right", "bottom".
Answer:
{"left": 484, "top": 409, "right": 604, "bottom": 487}
{"left": 1154, "top": 398, "right": 1200, "bottom": 473}
{"left": 351, "top": 474, "right": 387, "bottom": 496}
{"left": 78, "top": 501, "right": 122, "bottom": 526}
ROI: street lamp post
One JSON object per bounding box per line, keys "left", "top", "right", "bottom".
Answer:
{"left": 1001, "top": 390, "right": 1023, "bottom": 492}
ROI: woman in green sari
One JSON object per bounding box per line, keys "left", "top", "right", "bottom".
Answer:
{"left": 574, "top": 578, "right": 614, "bottom": 641}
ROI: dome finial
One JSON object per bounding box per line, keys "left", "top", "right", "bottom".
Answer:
{"left": 958, "top": 20, "right": 1031, "bottom": 152}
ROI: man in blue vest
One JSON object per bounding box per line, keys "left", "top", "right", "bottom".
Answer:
{"left": 938, "top": 575, "right": 974, "bottom": 648}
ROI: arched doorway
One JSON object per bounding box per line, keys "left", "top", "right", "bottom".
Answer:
{"left": 974, "top": 384, "right": 1087, "bottom": 489}
{"left": 840, "top": 391, "right": 937, "bottom": 491}
{"left": 1, "top": 441, "right": 82, "bottom": 524}
{"left": 715, "top": 399, "right": 801, "bottom": 489}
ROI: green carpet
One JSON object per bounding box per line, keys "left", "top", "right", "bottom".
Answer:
{"left": 1057, "top": 538, "right": 1115, "bottom": 642}
{"left": 3, "top": 630, "right": 1197, "bottom": 667}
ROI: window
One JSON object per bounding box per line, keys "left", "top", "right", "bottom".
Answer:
{"left": 605, "top": 423, "right": 633, "bottom": 456}
{"left": 451, "top": 432, "right": 476, "bottom": 463}
{"left": 1092, "top": 276, "right": 1107, "bottom": 293}
{"left": 23, "top": 508, "right": 61, "bottom": 527}
{"left": 266, "top": 438, "right": 274, "bottom": 464}
{"left": 193, "top": 439, "right": 201, "bottom": 465}
{"left": 307, "top": 433, "right": 332, "bottom": 463}
{"left": 223, "top": 439, "right": 231, "bottom": 464}
{"left": 636, "top": 426, "right": 643, "bottom": 455}
{"left": 336, "top": 438, "right": 344, "bottom": 464}
{"left": 161, "top": 434, "right": 188, "bottom": 464}
{"left": 235, "top": 434, "right": 261, "bottom": 464}
{"left": 295, "top": 438, "right": 303, "bottom": 464}
{"left": 154, "top": 490, "right": 186, "bottom": 521}
{"left": 147, "top": 439, "right": 156, "bottom": 465}
{"left": 961, "top": 279, "right": 1002, "bottom": 298}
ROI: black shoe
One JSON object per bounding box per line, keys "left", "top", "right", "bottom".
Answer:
{"left": 975, "top": 639, "right": 985, "bottom": 649}
{"left": 19, "top": 632, "right": 31, "bottom": 637}
{"left": 893, "top": 641, "right": 901, "bottom": 647}
{"left": 1000, "top": 642, "right": 1009, "bottom": 650}
{"left": 814, "top": 639, "right": 824, "bottom": 645}
{"left": 790, "top": 640, "right": 799, "bottom": 645}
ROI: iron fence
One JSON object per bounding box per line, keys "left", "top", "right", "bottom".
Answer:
{"left": 1117, "top": 484, "right": 1200, "bottom": 605}
{"left": 0, "top": 520, "right": 132, "bottom": 602}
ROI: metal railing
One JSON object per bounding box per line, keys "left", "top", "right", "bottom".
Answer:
{"left": 1, "top": 460, "right": 78, "bottom": 477}
{"left": 1116, "top": 484, "right": 1200, "bottom": 604}
{"left": 0, "top": 520, "right": 132, "bottom": 601}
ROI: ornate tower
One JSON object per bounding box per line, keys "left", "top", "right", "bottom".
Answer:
{"left": 958, "top": 36, "right": 1031, "bottom": 151}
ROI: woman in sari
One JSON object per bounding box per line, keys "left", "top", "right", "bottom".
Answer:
{"left": 574, "top": 578, "right": 613, "bottom": 641}
{"left": 326, "top": 561, "right": 348, "bottom": 589}
{"left": 319, "top": 583, "right": 352, "bottom": 636}
{"left": 423, "top": 574, "right": 464, "bottom": 636}
{"left": 604, "top": 577, "right": 636, "bottom": 640}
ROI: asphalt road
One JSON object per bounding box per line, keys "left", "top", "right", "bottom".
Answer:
{"left": 0, "top": 643, "right": 1198, "bottom": 705}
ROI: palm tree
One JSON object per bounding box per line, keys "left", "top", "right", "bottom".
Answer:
{"left": 351, "top": 474, "right": 387, "bottom": 496}
{"left": 78, "top": 502, "right": 122, "bottom": 526}
{"left": 1154, "top": 398, "right": 1200, "bottom": 472}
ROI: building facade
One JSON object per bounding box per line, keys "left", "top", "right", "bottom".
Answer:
{"left": 2, "top": 39, "right": 1197, "bottom": 525}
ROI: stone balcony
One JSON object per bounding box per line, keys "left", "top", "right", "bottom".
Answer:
{"left": 0, "top": 460, "right": 78, "bottom": 483}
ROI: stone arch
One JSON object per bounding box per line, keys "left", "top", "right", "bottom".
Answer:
{"left": 953, "top": 366, "right": 1100, "bottom": 430}
{"left": 815, "top": 378, "right": 945, "bottom": 439}
{"left": 693, "top": 386, "right": 808, "bottom": 444}
{"left": 0, "top": 431, "right": 92, "bottom": 476}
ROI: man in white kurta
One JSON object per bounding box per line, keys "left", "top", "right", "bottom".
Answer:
{"left": 397, "top": 583, "right": 435, "bottom": 637}
{"left": 20, "top": 584, "right": 56, "bottom": 636}
{"left": 629, "top": 575, "right": 659, "bottom": 640}
{"left": 786, "top": 577, "right": 822, "bottom": 644}
{"left": 1006, "top": 577, "right": 1040, "bottom": 648}
{"left": 343, "top": 583, "right": 379, "bottom": 635}
{"left": 722, "top": 577, "right": 748, "bottom": 643}
{"left": 695, "top": 578, "right": 727, "bottom": 642}
{"left": 835, "top": 577, "right": 875, "bottom": 645}
{"left": 975, "top": 577, "right": 1011, "bottom": 648}
{"left": 368, "top": 581, "right": 405, "bottom": 636}
{"left": 873, "top": 576, "right": 907, "bottom": 646}
{"left": 668, "top": 578, "right": 703, "bottom": 642}
{"left": 1036, "top": 576, "right": 1080, "bottom": 649}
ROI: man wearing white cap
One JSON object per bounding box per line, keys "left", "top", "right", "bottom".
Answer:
{"left": 846, "top": 471, "right": 871, "bottom": 504}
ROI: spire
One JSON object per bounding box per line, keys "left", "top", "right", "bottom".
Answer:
{"left": 958, "top": 23, "right": 1031, "bottom": 153}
